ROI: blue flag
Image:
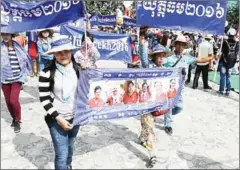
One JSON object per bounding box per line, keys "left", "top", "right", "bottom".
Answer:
{"left": 123, "top": 17, "right": 137, "bottom": 28}
{"left": 1, "top": 0, "right": 85, "bottom": 33}
{"left": 73, "top": 68, "right": 183, "bottom": 126}
{"left": 136, "top": 0, "right": 227, "bottom": 35}
{"left": 60, "top": 25, "right": 132, "bottom": 63}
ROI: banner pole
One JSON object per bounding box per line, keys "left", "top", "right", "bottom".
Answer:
{"left": 213, "top": 36, "right": 224, "bottom": 81}
{"left": 84, "top": 20, "right": 88, "bottom": 59}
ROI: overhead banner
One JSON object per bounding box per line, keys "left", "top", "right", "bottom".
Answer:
{"left": 1, "top": 0, "right": 85, "bottom": 33}
{"left": 60, "top": 25, "right": 132, "bottom": 63}
{"left": 73, "top": 68, "right": 183, "bottom": 126}
{"left": 123, "top": 17, "right": 137, "bottom": 27}
{"left": 136, "top": 0, "right": 227, "bottom": 35}
{"left": 89, "top": 13, "right": 116, "bottom": 27}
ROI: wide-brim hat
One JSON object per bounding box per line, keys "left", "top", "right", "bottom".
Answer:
{"left": 204, "top": 34, "right": 212, "bottom": 40}
{"left": 37, "top": 28, "right": 54, "bottom": 37}
{"left": 149, "top": 44, "right": 169, "bottom": 58}
{"left": 174, "top": 35, "right": 187, "bottom": 44}
{"left": 44, "top": 35, "right": 79, "bottom": 55}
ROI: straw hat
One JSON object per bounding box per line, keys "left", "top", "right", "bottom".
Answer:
{"left": 45, "top": 35, "right": 79, "bottom": 55}
{"left": 149, "top": 44, "right": 169, "bottom": 58}
{"left": 204, "top": 34, "right": 212, "bottom": 40}
{"left": 174, "top": 35, "right": 187, "bottom": 44}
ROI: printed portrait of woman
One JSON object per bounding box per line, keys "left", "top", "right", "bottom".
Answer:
{"left": 88, "top": 86, "right": 105, "bottom": 108}
{"left": 168, "top": 79, "right": 178, "bottom": 99}
{"left": 107, "top": 87, "right": 123, "bottom": 106}
{"left": 122, "top": 80, "right": 139, "bottom": 104}
{"left": 154, "top": 81, "right": 167, "bottom": 101}
{"left": 139, "top": 82, "right": 151, "bottom": 103}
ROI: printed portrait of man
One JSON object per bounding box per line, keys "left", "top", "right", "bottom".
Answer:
{"left": 88, "top": 86, "right": 105, "bottom": 108}
{"left": 122, "top": 81, "right": 139, "bottom": 104}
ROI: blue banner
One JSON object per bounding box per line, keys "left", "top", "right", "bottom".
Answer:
{"left": 1, "top": 0, "right": 85, "bottom": 33}
{"left": 73, "top": 68, "right": 183, "bottom": 126}
{"left": 60, "top": 25, "right": 132, "bottom": 63}
{"left": 89, "top": 13, "right": 116, "bottom": 27}
{"left": 136, "top": 0, "right": 227, "bottom": 35}
{"left": 123, "top": 17, "right": 137, "bottom": 28}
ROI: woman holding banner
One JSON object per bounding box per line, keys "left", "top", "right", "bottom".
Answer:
{"left": 1, "top": 32, "right": 32, "bottom": 133}
{"left": 38, "top": 36, "right": 80, "bottom": 170}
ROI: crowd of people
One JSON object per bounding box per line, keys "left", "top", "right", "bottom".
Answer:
{"left": 1, "top": 23, "right": 239, "bottom": 169}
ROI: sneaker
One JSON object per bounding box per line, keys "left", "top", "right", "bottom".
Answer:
{"left": 14, "top": 121, "right": 21, "bottom": 133}
{"left": 11, "top": 120, "right": 15, "bottom": 128}
{"left": 225, "top": 92, "right": 230, "bottom": 96}
{"left": 204, "top": 86, "right": 212, "bottom": 90}
{"left": 67, "top": 165, "right": 72, "bottom": 170}
{"left": 164, "top": 127, "right": 173, "bottom": 135}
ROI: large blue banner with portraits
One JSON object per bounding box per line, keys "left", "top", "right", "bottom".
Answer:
{"left": 136, "top": 0, "right": 227, "bottom": 35}
{"left": 73, "top": 68, "right": 183, "bottom": 126}
{"left": 1, "top": 0, "right": 85, "bottom": 33}
{"left": 60, "top": 25, "right": 132, "bottom": 63}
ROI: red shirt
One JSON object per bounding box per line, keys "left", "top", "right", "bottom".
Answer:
{"left": 168, "top": 89, "right": 177, "bottom": 99}
{"left": 107, "top": 95, "right": 123, "bottom": 106}
{"left": 139, "top": 91, "right": 151, "bottom": 103}
{"left": 88, "top": 98, "right": 105, "bottom": 108}
{"left": 123, "top": 91, "right": 139, "bottom": 104}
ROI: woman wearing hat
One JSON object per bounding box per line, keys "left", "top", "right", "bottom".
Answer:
{"left": 38, "top": 36, "right": 80, "bottom": 170}
{"left": 37, "top": 29, "right": 54, "bottom": 71}
{"left": 139, "top": 43, "right": 169, "bottom": 168}
{"left": 163, "top": 34, "right": 215, "bottom": 135}
{"left": 1, "top": 32, "right": 32, "bottom": 133}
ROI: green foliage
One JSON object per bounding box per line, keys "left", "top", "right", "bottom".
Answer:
{"left": 227, "top": 2, "right": 239, "bottom": 29}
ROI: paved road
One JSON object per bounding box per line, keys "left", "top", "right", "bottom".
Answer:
{"left": 1, "top": 77, "right": 239, "bottom": 169}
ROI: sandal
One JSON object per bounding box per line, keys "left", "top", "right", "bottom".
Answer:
{"left": 148, "top": 156, "right": 157, "bottom": 168}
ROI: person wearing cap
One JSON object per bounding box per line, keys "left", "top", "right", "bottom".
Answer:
{"left": 37, "top": 29, "right": 54, "bottom": 71}
{"left": 1, "top": 32, "right": 32, "bottom": 133}
{"left": 38, "top": 35, "right": 80, "bottom": 170}
{"left": 139, "top": 43, "right": 169, "bottom": 168}
{"left": 163, "top": 34, "right": 215, "bottom": 135}
{"left": 192, "top": 34, "right": 213, "bottom": 89}
{"left": 219, "top": 29, "right": 239, "bottom": 96}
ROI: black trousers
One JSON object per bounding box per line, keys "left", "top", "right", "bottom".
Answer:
{"left": 193, "top": 64, "right": 209, "bottom": 89}
{"left": 186, "top": 64, "right": 192, "bottom": 82}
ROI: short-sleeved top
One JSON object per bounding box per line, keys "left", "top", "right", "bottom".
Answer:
{"left": 123, "top": 91, "right": 139, "bottom": 104}
{"left": 197, "top": 41, "right": 213, "bottom": 66}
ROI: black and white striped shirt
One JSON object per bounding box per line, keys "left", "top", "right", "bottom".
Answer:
{"left": 5, "top": 50, "right": 21, "bottom": 83}
{"left": 38, "top": 68, "right": 78, "bottom": 120}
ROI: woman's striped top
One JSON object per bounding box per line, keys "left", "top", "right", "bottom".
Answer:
{"left": 4, "top": 50, "right": 21, "bottom": 83}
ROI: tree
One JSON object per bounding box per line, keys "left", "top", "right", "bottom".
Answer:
{"left": 227, "top": 2, "right": 239, "bottom": 30}
{"left": 85, "top": 1, "right": 125, "bottom": 16}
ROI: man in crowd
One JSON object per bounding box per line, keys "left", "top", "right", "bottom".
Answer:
{"left": 219, "top": 29, "right": 239, "bottom": 96}
{"left": 192, "top": 34, "right": 213, "bottom": 90}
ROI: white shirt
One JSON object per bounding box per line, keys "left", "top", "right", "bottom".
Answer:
{"left": 53, "top": 68, "right": 78, "bottom": 120}
{"left": 197, "top": 40, "right": 213, "bottom": 66}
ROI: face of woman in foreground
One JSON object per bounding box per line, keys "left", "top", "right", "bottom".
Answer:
{"left": 55, "top": 50, "right": 72, "bottom": 67}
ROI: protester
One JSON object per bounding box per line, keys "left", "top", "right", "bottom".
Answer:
{"left": 38, "top": 36, "right": 80, "bottom": 170}
{"left": 74, "top": 32, "right": 100, "bottom": 68}
{"left": 139, "top": 25, "right": 149, "bottom": 68}
{"left": 1, "top": 32, "right": 32, "bottom": 133}
{"left": 192, "top": 34, "right": 213, "bottom": 89}
{"left": 163, "top": 34, "right": 215, "bottom": 135}
{"left": 122, "top": 81, "right": 139, "bottom": 104}
{"left": 219, "top": 29, "right": 239, "bottom": 96}
{"left": 139, "top": 43, "right": 169, "bottom": 168}
{"left": 89, "top": 86, "right": 105, "bottom": 108}
{"left": 37, "top": 29, "right": 54, "bottom": 71}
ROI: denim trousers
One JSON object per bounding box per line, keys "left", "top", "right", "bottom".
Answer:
{"left": 219, "top": 62, "right": 231, "bottom": 93}
{"left": 49, "top": 119, "right": 80, "bottom": 170}
{"left": 164, "top": 106, "right": 183, "bottom": 128}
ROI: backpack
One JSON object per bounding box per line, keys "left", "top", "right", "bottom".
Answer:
{"left": 224, "top": 41, "right": 238, "bottom": 69}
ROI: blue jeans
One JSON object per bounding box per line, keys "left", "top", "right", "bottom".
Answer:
{"left": 164, "top": 106, "right": 183, "bottom": 128}
{"left": 49, "top": 119, "right": 80, "bottom": 170}
{"left": 219, "top": 62, "right": 231, "bottom": 93}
